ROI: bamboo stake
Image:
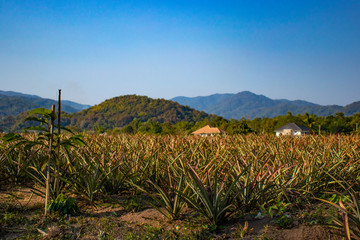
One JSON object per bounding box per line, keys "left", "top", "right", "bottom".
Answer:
{"left": 45, "top": 104, "right": 55, "bottom": 215}
{"left": 56, "top": 89, "right": 61, "bottom": 196}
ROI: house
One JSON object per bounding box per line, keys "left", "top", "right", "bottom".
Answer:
{"left": 274, "top": 123, "right": 310, "bottom": 136}
{"left": 191, "top": 125, "right": 226, "bottom": 137}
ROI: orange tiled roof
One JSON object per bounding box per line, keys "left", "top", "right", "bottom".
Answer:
{"left": 191, "top": 125, "right": 226, "bottom": 135}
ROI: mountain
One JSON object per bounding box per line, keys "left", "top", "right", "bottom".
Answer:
{"left": 68, "top": 95, "right": 213, "bottom": 130}
{"left": 343, "top": 101, "right": 360, "bottom": 115}
{"left": 62, "top": 100, "right": 90, "bottom": 111}
{"left": 172, "top": 93, "right": 234, "bottom": 111}
{"left": 171, "top": 91, "right": 357, "bottom": 119}
{"left": 0, "top": 90, "right": 90, "bottom": 117}
{"left": 0, "top": 90, "right": 40, "bottom": 98}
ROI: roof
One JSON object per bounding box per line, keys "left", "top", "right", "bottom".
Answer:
{"left": 274, "top": 123, "right": 310, "bottom": 132}
{"left": 191, "top": 125, "right": 226, "bottom": 135}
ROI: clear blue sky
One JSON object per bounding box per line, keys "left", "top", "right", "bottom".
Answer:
{"left": 1, "top": 0, "right": 359, "bottom": 106}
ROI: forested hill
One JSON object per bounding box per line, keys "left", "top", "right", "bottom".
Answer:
{"left": 68, "top": 95, "right": 212, "bottom": 130}
{"left": 172, "top": 91, "right": 360, "bottom": 119}
{"left": 0, "top": 90, "right": 90, "bottom": 117}
{"left": 0, "top": 95, "right": 80, "bottom": 117}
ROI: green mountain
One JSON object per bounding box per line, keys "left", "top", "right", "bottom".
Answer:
{"left": 171, "top": 91, "right": 357, "bottom": 119}
{"left": 68, "top": 95, "right": 212, "bottom": 130}
{"left": 0, "top": 90, "right": 90, "bottom": 117}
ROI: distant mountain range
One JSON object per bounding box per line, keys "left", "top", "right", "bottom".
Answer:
{"left": 0, "top": 90, "right": 90, "bottom": 117}
{"left": 1, "top": 89, "right": 360, "bottom": 132}
{"left": 172, "top": 91, "right": 360, "bottom": 119}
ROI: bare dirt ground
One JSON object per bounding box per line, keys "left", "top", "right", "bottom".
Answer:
{"left": 0, "top": 185, "right": 343, "bottom": 239}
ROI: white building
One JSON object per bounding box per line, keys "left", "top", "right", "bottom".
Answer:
{"left": 274, "top": 123, "right": 310, "bottom": 136}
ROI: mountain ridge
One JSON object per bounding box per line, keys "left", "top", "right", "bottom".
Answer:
{"left": 1, "top": 89, "right": 359, "bottom": 123}
{"left": 0, "top": 90, "right": 91, "bottom": 117}
{"left": 171, "top": 91, "right": 357, "bottom": 119}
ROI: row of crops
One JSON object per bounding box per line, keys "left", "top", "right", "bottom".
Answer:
{"left": 1, "top": 133, "right": 360, "bottom": 237}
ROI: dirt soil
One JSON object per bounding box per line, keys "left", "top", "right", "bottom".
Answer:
{"left": 0, "top": 186, "right": 343, "bottom": 239}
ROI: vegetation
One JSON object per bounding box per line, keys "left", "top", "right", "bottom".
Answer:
{"left": 2, "top": 110, "right": 360, "bottom": 136}
{"left": 109, "top": 111, "right": 359, "bottom": 135}
{"left": 56, "top": 95, "right": 213, "bottom": 131}
{"left": 1, "top": 131, "right": 360, "bottom": 238}
{"left": 1, "top": 93, "right": 360, "bottom": 135}
{"left": 1, "top": 98, "right": 360, "bottom": 238}
{"left": 47, "top": 194, "right": 79, "bottom": 216}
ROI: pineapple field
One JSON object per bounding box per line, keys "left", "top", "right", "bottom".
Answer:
{"left": 1, "top": 132, "right": 360, "bottom": 239}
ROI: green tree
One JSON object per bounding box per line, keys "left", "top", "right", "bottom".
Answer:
{"left": 122, "top": 125, "right": 134, "bottom": 134}
{"left": 227, "top": 119, "right": 253, "bottom": 134}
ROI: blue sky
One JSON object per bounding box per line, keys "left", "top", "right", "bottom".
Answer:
{"left": 0, "top": 0, "right": 359, "bottom": 106}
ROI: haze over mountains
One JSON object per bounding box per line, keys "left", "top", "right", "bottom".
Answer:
{"left": 172, "top": 91, "right": 360, "bottom": 119}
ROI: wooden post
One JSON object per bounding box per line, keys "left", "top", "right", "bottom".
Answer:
{"left": 45, "top": 105, "right": 56, "bottom": 215}
{"left": 356, "top": 123, "right": 358, "bottom": 132}
{"left": 56, "top": 89, "right": 61, "bottom": 196}
{"left": 319, "top": 125, "right": 321, "bottom": 135}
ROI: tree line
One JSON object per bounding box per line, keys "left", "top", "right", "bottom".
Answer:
{"left": 105, "top": 111, "right": 360, "bottom": 135}
{"left": 1, "top": 109, "right": 359, "bottom": 135}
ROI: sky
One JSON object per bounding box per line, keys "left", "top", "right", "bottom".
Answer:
{"left": 0, "top": 0, "right": 359, "bottom": 106}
